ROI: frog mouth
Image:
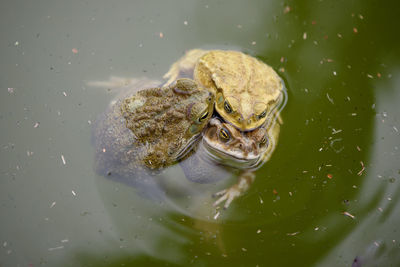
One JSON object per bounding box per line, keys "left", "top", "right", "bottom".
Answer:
{"left": 201, "top": 138, "right": 262, "bottom": 169}
{"left": 175, "top": 134, "right": 202, "bottom": 161}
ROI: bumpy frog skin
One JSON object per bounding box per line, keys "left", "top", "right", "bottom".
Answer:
{"left": 93, "top": 78, "right": 214, "bottom": 181}
{"left": 164, "top": 49, "right": 285, "bottom": 131}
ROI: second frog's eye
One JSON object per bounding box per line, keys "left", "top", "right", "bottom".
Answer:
{"left": 257, "top": 110, "right": 267, "bottom": 120}
{"left": 219, "top": 128, "right": 230, "bottom": 141}
{"left": 224, "top": 100, "right": 233, "bottom": 114}
{"left": 198, "top": 110, "right": 209, "bottom": 123}
{"left": 260, "top": 136, "right": 268, "bottom": 147}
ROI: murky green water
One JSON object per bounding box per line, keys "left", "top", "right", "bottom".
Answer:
{"left": 1, "top": 0, "right": 399, "bottom": 266}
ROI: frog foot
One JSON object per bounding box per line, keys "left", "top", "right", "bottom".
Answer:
{"left": 212, "top": 171, "right": 256, "bottom": 209}
{"left": 213, "top": 185, "right": 242, "bottom": 209}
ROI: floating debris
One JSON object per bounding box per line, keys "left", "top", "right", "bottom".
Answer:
{"left": 303, "top": 32, "right": 307, "bottom": 40}
{"left": 48, "top": 246, "right": 64, "bottom": 251}
{"left": 213, "top": 211, "right": 220, "bottom": 220}
{"left": 251, "top": 41, "right": 256, "bottom": 45}
{"left": 8, "top": 88, "right": 14, "bottom": 94}
{"left": 33, "top": 122, "right": 40, "bottom": 128}
{"left": 183, "top": 21, "right": 188, "bottom": 25}
{"left": 327, "top": 174, "right": 333, "bottom": 179}
{"left": 342, "top": 211, "right": 355, "bottom": 219}
{"left": 257, "top": 229, "right": 261, "bottom": 234}
{"left": 259, "top": 196, "right": 264, "bottom": 204}
{"left": 287, "top": 232, "right": 299, "bottom": 236}
{"left": 72, "top": 190, "right": 76, "bottom": 196}
{"left": 50, "top": 202, "right": 56, "bottom": 208}
{"left": 353, "top": 27, "right": 358, "bottom": 33}
{"left": 61, "top": 155, "right": 66, "bottom": 165}
{"left": 326, "top": 93, "right": 334, "bottom": 104}
{"left": 241, "top": 247, "right": 247, "bottom": 252}
{"left": 357, "top": 161, "right": 365, "bottom": 176}
{"left": 283, "top": 6, "right": 291, "bottom": 14}
{"left": 159, "top": 32, "right": 164, "bottom": 38}
{"left": 72, "top": 48, "right": 78, "bottom": 54}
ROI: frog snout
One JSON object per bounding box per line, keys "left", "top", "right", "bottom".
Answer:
{"left": 235, "top": 139, "right": 257, "bottom": 155}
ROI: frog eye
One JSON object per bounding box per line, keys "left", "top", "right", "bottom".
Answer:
{"left": 257, "top": 110, "right": 267, "bottom": 120}
{"left": 224, "top": 100, "right": 233, "bottom": 114}
{"left": 260, "top": 136, "right": 268, "bottom": 147}
{"left": 198, "top": 110, "right": 209, "bottom": 123}
{"left": 219, "top": 128, "right": 231, "bottom": 142}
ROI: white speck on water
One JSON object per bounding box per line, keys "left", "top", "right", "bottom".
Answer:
{"left": 332, "top": 128, "right": 342, "bottom": 135}
{"left": 367, "top": 74, "right": 374, "bottom": 79}
{"left": 72, "top": 190, "right": 76, "bottom": 196}
{"left": 257, "top": 229, "right": 261, "bottom": 234}
{"left": 393, "top": 126, "right": 398, "bottom": 132}
{"left": 303, "top": 32, "right": 307, "bottom": 40}
{"left": 50, "top": 202, "right": 56, "bottom": 208}
{"left": 48, "top": 246, "right": 64, "bottom": 251}
{"left": 259, "top": 196, "right": 264, "bottom": 204}
{"left": 326, "top": 93, "right": 334, "bottom": 104}
{"left": 62, "top": 91, "right": 67, "bottom": 96}
{"left": 34, "top": 122, "right": 40, "bottom": 128}
{"left": 3, "top": 241, "right": 7, "bottom": 247}
{"left": 61, "top": 155, "right": 66, "bottom": 165}
{"left": 314, "top": 227, "right": 319, "bottom": 231}
{"left": 251, "top": 41, "right": 256, "bottom": 45}
{"left": 183, "top": 20, "right": 188, "bottom": 25}
{"left": 343, "top": 211, "right": 355, "bottom": 219}
{"left": 14, "top": 41, "right": 19, "bottom": 46}
{"left": 213, "top": 212, "right": 220, "bottom": 220}
{"left": 333, "top": 71, "right": 337, "bottom": 76}
{"left": 8, "top": 88, "right": 14, "bottom": 94}
{"left": 61, "top": 239, "right": 69, "bottom": 243}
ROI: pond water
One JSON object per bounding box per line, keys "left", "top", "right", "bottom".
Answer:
{"left": 1, "top": 0, "right": 399, "bottom": 266}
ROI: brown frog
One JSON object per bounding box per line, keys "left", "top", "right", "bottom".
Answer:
{"left": 181, "top": 117, "right": 281, "bottom": 209}
{"left": 92, "top": 78, "right": 214, "bottom": 182}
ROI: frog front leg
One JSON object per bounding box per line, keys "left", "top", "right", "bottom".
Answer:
{"left": 163, "top": 49, "right": 208, "bottom": 86}
{"left": 213, "top": 170, "right": 255, "bottom": 209}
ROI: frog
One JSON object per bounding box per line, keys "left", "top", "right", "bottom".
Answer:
{"left": 163, "top": 49, "right": 285, "bottom": 131}
{"left": 92, "top": 78, "right": 215, "bottom": 184}
{"left": 181, "top": 116, "right": 281, "bottom": 209}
